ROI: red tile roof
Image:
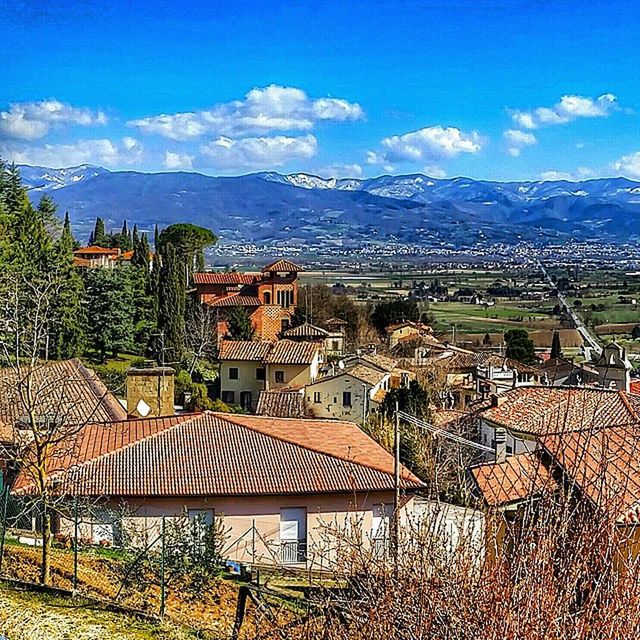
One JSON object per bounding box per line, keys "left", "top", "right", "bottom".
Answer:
{"left": 264, "top": 340, "right": 320, "bottom": 365}
{"left": 347, "top": 364, "right": 388, "bottom": 386}
{"left": 283, "top": 323, "right": 329, "bottom": 338}
{"left": 192, "top": 272, "right": 258, "bottom": 285}
{"left": 359, "top": 353, "right": 398, "bottom": 373}
{"left": 14, "top": 412, "right": 423, "bottom": 497}
{"left": 74, "top": 246, "right": 120, "bottom": 255}
{"left": 256, "top": 390, "right": 306, "bottom": 418}
{"left": 207, "top": 295, "right": 262, "bottom": 307}
{"left": 262, "top": 259, "right": 302, "bottom": 273}
{"left": 219, "top": 340, "right": 320, "bottom": 365}
{"left": 0, "top": 359, "right": 127, "bottom": 443}
{"left": 480, "top": 386, "right": 640, "bottom": 436}
{"left": 219, "top": 341, "right": 273, "bottom": 361}
{"left": 540, "top": 425, "right": 640, "bottom": 523}
{"left": 471, "top": 453, "right": 556, "bottom": 507}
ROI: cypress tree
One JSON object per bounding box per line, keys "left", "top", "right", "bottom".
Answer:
{"left": 91, "top": 217, "right": 108, "bottom": 246}
{"left": 157, "top": 242, "right": 185, "bottom": 363}
{"left": 551, "top": 331, "right": 563, "bottom": 359}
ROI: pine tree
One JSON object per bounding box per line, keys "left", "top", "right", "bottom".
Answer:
{"left": 551, "top": 331, "right": 563, "bottom": 359}
{"left": 157, "top": 242, "right": 186, "bottom": 363}
{"left": 226, "top": 306, "right": 256, "bottom": 340}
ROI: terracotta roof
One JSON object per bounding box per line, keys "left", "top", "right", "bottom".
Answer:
{"left": 480, "top": 386, "right": 640, "bottom": 436}
{"left": 256, "top": 390, "right": 306, "bottom": 418}
{"left": 219, "top": 340, "right": 320, "bottom": 365}
{"left": 347, "top": 364, "right": 388, "bottom": 387}
{"left": 193, "top": 272, "right": 257, "bottom": 285}
{"left": 630, "top": 380, "right": 640, "bottom": 396}
{"left": 74, "top": 246, "right": 119, "bottom": 255}
{"left": 14, "top": 412, "right": 423, "bottom": 497}
{"left": 540, "top": 425, "right": 640, "bottom": 523}
{"left": 264, "top": 340, "right": 320, "bottom": 365}
{"left": 283, "top": 323, "right": 329, "bottom": 338}
{"left": 207, "top": 295, "right": 262, "bottom": 308}
{"left": 73, "top": 257, "right": 92, "bottom": 268}
{"left": 438, "top": 351, "right": 540, "bottom": 374}
{"left": 372, "top": 389, "right": 387, "bottom": 404}
{"left": 262, "top": 259, "right": 301, "bottom": 273}
{"left": 219, "top": 341, "right": 272, "bottom": 362}
{"left": 471, "top": 453, "right": 556, "bottom": 507}
{"left": 359, "top": 353, "right": 397, "bottom": 373}
{"left": 0, "top": 359, "right": 127, "bottom": 443}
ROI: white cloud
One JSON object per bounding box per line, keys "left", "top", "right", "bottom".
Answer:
{"left": 0, "top": 99, "right": 107, "bottom": 140}
{"left": 164, "top": 151, "right": 194, "bottom": 170}
{"left": 367, "top": 126, "right": 483, "bottom": 171}
{"left": 3, "top": 137, "right": 142, "bottom": 168}
{"left": 511, "top": 93, "right": 617, "bottom": 130}
{"left": 539, "top": 167, "right": 596, "bottom": 182}
{"left": 423, "top": 165, "right": 447, "bottom": 178}
{"left": 128, "top": 85, "right": 364, "bottom": 141}
{"left": 612, "top": 152, "right": 640, "bottom": 179}
{"left": 200, "top": 134, "right": 317, "bottom": 170}
{"left": 503, "top": 129, "right": 537, "bottom": 156}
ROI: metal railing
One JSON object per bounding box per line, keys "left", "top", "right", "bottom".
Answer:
{"left": 280, "top": 539, "right": 307, "bottom": 564}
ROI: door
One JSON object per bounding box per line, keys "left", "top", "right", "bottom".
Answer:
{"left": 280, "top": 507, "right": 307, "bottom": 564}
{"left": 240, "top": 391, "right": 252, "bottom": 410}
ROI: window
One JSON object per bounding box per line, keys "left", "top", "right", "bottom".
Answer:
{"left": 221, "top": 390, "right": 235, "bottom": 404}
{"left": 313, "top": 391, "right": 321, "bottom": 403}
{"left": 263, "top": 291, "right": 271, "bottom": 304}
{"left": 256, "top": 367, "right": 266, "bottom": 380}
{"left": 281, "top": 318, "right": 290, "bottom": 332}
{"left": 342, "top": 391, "right": 352, "bottom": 407}
{"left": 275, "top": 370, "right": 285, "bottom": 384}
{"left": 229, "top": 367, "right": 239, "bottom": 380}
{"left": 332, "top": 340, "right": 339, "bottom": 351}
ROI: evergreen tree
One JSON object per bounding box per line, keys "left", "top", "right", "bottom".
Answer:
{"left": 225, "top": 306, "right": 256, "bottom": 340}
{"left": 157, "top": 242, "right": 186, "bottom": 362}
{"left": 505, "top": 329, "right": 538, "bottom": 365}
{"left": 550, "top": 331, "right": 563, "bottom": 359}
{"left": 91, "top": 217, "right": 108, "bottom": 246}
{"left": 82, "top": 267, "right": 135, "bottom": 362}
{"left": 154, "top": 224, "right": 160, "bottom": 251}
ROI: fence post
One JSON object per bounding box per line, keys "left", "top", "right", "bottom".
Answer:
{"left": 73, "top": 496, "right": 79, "bottom": 594}
{"left": 160, "top": 515, "right": 166, "bottom": 617}
{"left": 252, "top": 519, "right": 256, "bottom": 564}
{"left": 0, "top": 488, "right": 8, "bottom": 575}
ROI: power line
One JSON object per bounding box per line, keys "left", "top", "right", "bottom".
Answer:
{"left": 397, "top": 410, "right": 494, "bottom": 453}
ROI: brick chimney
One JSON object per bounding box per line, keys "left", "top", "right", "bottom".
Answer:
{"left": 494, "top": 427, "right": 507, "bottom": 464}
{"left": 126, "top": 366, "right": 175, "bottom": 418}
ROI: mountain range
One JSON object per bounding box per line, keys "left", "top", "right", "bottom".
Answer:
{"left": 17, "top": 164, "right": 640, "bottom": 248}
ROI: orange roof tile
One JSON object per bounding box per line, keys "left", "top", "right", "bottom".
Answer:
{"left": 262, "top": 259, "right": 302, "bottom": 273}
{"left": 480, "top": 386, "right": 640, "bottom": 436}
{"left": 219, "top": 340, "right": 273, "bottom": 361}
{"left": 471, "top": 452, "right": 556, "bottom": 507}
{"left": 256, "top": 390, "right": 306, "bottom": 418}
{"left": 207, "top": 295, "right": 262, "bottom": 307}
{"left": 74, "top": 246, "right": 120, "bottom": 255}
{"left": 193, "top": 272, "right": 258, "bottom": 285}
{"left": 264, "top": 340, "right": 320, "bottom": 365}
{"left": 14, "top": 412, "right": 423, "bottom": 497}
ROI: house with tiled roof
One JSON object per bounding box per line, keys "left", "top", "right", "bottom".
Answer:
{"left": 73, "top": 246, "right": 121, "bottom": 268}
{"left": 218, "top": 339, "right": 323, "bottom": 411}
{"left": 283, "top": 322, "right": 345, "bottom": 357}
{"left": 470, "top": 421, "right": 640, "bottom": 562}
{"left": 304, "top": 353, "right": 411, "bottom": 422}
{"left": 12, "top": 411, "right": 424, "bottom": 567}
{"left": 477, "top": 385, "right": 640, "bottom": 457}
{"left": 192, "top": 260, "right": 301, "bottom": 341}
{"left": 385, "top": 321, "right": 433, "bottom": 349}
{"left": 0, "top": 359, "right": 127, "bottom": 446}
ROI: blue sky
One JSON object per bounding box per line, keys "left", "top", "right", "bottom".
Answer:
{"left": 1, "top": 0, "right": 639, "bottom": 181}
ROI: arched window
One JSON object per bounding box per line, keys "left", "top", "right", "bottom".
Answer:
{"left": 264, "top": 291, "right": 271, "bottom": 304}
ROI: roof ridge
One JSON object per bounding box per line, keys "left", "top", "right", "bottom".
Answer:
{"left": 217, "top": 412, "right": 421, "bottom": 484}
{"left": 619, "top": 390, "right": 640, "bottom": 422}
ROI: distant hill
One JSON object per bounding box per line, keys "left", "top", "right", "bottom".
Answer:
{"left": 18, "top": 164, "right": 640, "bottom": 247}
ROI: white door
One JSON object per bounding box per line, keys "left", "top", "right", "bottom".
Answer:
{"left": 280, "top": 507, "right": 307, "bottom": 563}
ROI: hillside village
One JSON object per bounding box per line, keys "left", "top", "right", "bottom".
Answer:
{"left": 2, "top": 161, "right": 640, "bottom": 636}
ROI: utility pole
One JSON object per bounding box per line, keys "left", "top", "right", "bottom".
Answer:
{"left": 393, "top": 400, "right": 400, "bottom": 565}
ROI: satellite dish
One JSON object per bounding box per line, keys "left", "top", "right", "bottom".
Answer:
{"left": 338, "top": 360, "right": 345, "bottom": 369}
{"left": 136, "top": 398, "right": 151, "bottom": 417}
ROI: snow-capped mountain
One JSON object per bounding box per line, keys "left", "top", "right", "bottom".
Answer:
{"left": 18, "top": 164, "right": 110, "bottom": 192}
{"left": 15, "top": 165, "right": 640, "bottom": 247}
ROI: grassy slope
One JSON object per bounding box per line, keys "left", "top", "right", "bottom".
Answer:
{"left": 0, "top": 583, "right": 203, "bottom": 640}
